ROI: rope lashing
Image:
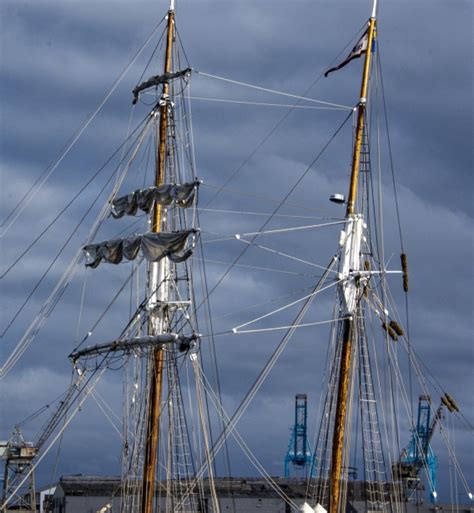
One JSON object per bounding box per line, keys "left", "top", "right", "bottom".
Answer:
{"left": 442, "top": 393, "right": 460, "bottom": 413}
{"left": 382, "top": 321, "right": 398, "bottom": 341}
{"left": 400, "top": 252, "right": 408, "bottom": 292}
{"left": 389, "top": 320, "right": 404, "bottom": 337}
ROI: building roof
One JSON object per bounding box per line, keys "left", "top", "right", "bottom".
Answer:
{"left": 56, "top": 475, "right": 391, "bottom": 500}
{"left": 58, "top": 476, "right": 121, "bottom": 497}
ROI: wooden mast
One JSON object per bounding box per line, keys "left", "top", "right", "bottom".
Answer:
{"left": 141, "top": 3, "right": 175, "bottom": 513}
{"left": 328, "top": 10, "right": 377, "bottom": 513}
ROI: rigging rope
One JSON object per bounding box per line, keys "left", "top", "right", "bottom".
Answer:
{"left": 177, "top": 258, "right": 337, "bottom": 506}
{"left": 0, "top": 16, "right": 166, "bottom": 238}
{"left": 0, "top": 118, "right": 153, "bottom": 378}
{"left": 196, "top": 359, "right": 300, "bottom": 511}
{"left": 0, "top": 117, "right": 153, "bottom": 342}
{"left": 1, "top": 367, "right": 107, "bottom": 510}
{"left": 195, "top": 70, "right": 353, "bottom": 110}
{"left": 232, "top": 278, "right": 341, "bottom": 331}
{"left": 187, "top": 96, "right": 347, "bottom": 110}
{"left": 1, "top": 113, "right": 151, "bottom": 281}
{"left": 198, "top": 111, "right": 351, "bottom": 302}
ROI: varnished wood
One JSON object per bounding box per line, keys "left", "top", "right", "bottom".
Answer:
{"left": 141, "top": 8, "right": 175, "bottom": 513}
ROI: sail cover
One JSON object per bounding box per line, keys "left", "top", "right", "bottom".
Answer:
{"left": 70, "top": 333, "right": 198, "bottom": 361}
{"left": 132, "top": 67, "right": 192, "bottom": 104}
{"left": 83, "top": 230, "right": 195, "bottom": 268}
{"left": 111, "top": 182, "right": 198, "bottom": 218}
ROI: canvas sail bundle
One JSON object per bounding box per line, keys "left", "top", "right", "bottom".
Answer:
{"left": 111, "top": 182, "right": 198, "bottom": 218}
{"left": 83, "top": 230, "right": 195, "bottom": 268}
{"left": 132, "top": 67, "right": 192, "bottom": 104}
{"left": 70, "top": 333, "right": 198, "bottom": 362}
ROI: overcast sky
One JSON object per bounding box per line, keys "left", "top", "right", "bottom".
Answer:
{"left": 0, "top": 0, "right": 472, "bottom": 505}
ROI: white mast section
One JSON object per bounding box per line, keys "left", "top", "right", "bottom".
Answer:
{"left": 148, "top": 250, "right": 170, "bottom": 336}
{"left": 339, "top": 216, "right": 364, "bottom": 315}
{"left": 371, "top": 0, "right": 378, "bottom": 19}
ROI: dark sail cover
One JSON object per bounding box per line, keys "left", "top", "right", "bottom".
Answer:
{"left": 83, "top": 230, "right": 194, "bottom": 268}
{"left": 132, "top": 68, "right": 192, "bottom": 104}
{"left": 111, "top": 182, "right": 198, "bottom": 218}
{"left": 69, "top": 333, "right": 198, "bottom": 361}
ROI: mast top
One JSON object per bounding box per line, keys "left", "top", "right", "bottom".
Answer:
{"left": 169, "top": 0, "right": 175, "bottom": 12}
{"left": 371, "top": 0, "right": 378, "bottom": 19}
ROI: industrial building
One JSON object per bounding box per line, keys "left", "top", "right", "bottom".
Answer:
{"left": 33, "top": 475, "right": 473, "bottom": 513}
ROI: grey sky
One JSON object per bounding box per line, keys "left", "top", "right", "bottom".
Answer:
{"left": 1, "top": 0, "right": 472, "bottom": 503}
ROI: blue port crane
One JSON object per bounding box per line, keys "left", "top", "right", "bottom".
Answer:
{"left": 393, "top": 394, "right": 458, "bottom": 504}
{"left": 284, "top": 394, "right": 313, "bottom": 477}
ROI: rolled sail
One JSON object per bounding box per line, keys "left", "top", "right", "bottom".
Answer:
{"left": 69, "top": 333, "right": 198, "bottom": 362}
{"left": 83, "top": 230, "right": 195, "bottom": 268}
{"left": 111, "top": 182, "right": 198, "bottom": 218}
{"left": 132, "top": 67, "right": 192, "bottom": 104}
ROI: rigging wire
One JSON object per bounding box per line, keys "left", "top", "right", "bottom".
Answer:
{"left": 1, "top": 113, "right": 151, "bottom": 281}
{"left": 195, "top": 70, "right": 352, "bottom": 110}
{"left": 196, "top": 223, "right": 236, "bottom": 499}
{"left": 192, "top": 111, "right": 352, "bottom": 315}
{"left": 231, "top": 278, "right": 341, "bottom": 332}
{"left": 0, "top": 118, "right": 152, "bottom": 339}
{"left": 194, "top": 359, "right": 301, "bottom": 511}
{"left": 15, "top": 390, "right": 68, "bottom": 428}
{"left": 195, "top": 256, "right": 322, "bottom": 279}
{"left": 0, "top": 15, "right": 166, "bottom": 238}
{"left": 187, "top": 96, "right": 347, "bottom": 110}
{"left": 377, "top": 46, "right": 415, "bottom": 426}
{"left": 178, "top": 258, "right": 337, "bottom": 507}
{"left": 201, "top": 182, "right": 343, "bottom": 215}
{"left": 0, "top": 366, "right": 108, "bottom": 511}
{"left": 198, "top": 207, "right": 341, "bottom": 220}
{"left": 0, "top": 118, "right": 154, "bottom": 378}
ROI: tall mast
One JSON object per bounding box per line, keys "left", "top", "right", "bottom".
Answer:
{"left": 141, "top": 2, "right": 175, "bottom": 512}
{"left": 328, "top": 6, "right": 377, "bottom": 513}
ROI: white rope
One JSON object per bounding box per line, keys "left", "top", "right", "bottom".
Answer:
{"left": 0, "top": 118, "right": 154, "bottom": 379}
{"left": 195, "top": 70, "right": 353, "bottom": 110}
{"left": 233, "top": 317, "right": 349, "bottom": 334}
{"left": 174, "top": 257, "right": 337, "bottom": 508}
{"left": 210, "top": 286, "right": 316, "bottom": 322}
{"left": 187, "top": 95, "right": 348, "bottom": 110}
{"left": 89, "top": 389, "right": 123, "bottom": 440}
{"left": 190, "top": 355, "right": 221, "bottom": 513}
{"left": 201, "top": 235, "right": 236, "bottom": 244}
{"left": 195, "top": 257, "right": 319, "bottom": 278}
{"left": 202, "top": 182, "right": 335, "bottom": 215}
{"left": 0, "top": 19, "right": 164, "bottom": 238}
{"left": 193, "top": 358, "right": 300, "bottom": 511}
{"left": 237, "top": 237, "right": 339, "bottom": 273}
{"left": 232, "top": 279, "right": 341, "bottom": 331}
{"left": 237, "top": 219, "right": 345, "bottom": 237}
{"left": 198, "top": 207, "right": 340, "bottom": 220}
{"left": 1, "top": 368, "right": 106, "bottom": 509}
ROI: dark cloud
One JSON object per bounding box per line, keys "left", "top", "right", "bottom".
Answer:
{"left": 1, "top": 0, "right": 472, "bottom": 504}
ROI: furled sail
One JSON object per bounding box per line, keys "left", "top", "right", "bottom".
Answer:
{"left": 132, "top": 67, "right": 192, "bottom": 104}
{"left": 70, "top": 333, "right": 198, "bottom": 362}
{"left": 83, "top": 230, "right": 195, "bottom": 268}
{"left": 111, "top": 181, "right": 198, "bottom": 218}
